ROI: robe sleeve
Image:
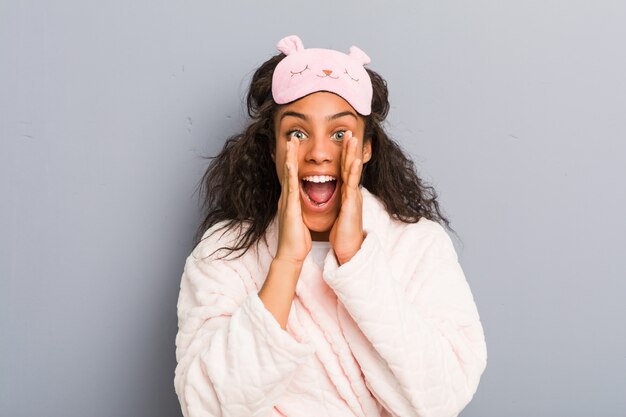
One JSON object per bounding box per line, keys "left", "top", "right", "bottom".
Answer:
{"left": 323, "top": 222, "right": 487, "bottom": 417}
{"left": 174, "top": 248, "right": 316, "bottom": 417}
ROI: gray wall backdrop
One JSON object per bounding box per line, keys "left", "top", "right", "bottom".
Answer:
{"left": 2, "top": 1, "right": 625, "bottom": 416}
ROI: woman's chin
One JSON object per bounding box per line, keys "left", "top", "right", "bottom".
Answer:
{"left": 302, "top": 213, "right": 337, "bottom": 241}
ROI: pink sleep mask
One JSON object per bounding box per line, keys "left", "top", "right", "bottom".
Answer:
{"left": 271, "top": 35, "right": 373, "bottom": 115}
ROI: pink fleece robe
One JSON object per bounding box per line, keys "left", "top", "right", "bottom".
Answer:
{"left": 174, "top": 187, "right": 487, "bottom": 417}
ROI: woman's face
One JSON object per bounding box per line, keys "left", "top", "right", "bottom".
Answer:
{"left": 272, "top": 92, "right": 372, "bottom": 240}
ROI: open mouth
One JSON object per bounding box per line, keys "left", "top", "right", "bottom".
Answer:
{"left": 300, "top": 175, "right": 338, "bottom": 207}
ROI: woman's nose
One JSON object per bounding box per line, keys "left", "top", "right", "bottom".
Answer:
{"left": 304, "top": 135, "right": 333, "bottom": 164}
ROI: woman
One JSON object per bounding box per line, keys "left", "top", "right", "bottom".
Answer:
{"left": 174, "top": 35, "right": 487, "bottom": 417}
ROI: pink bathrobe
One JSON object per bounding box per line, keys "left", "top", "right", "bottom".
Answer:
{"left": 174, "top": 188, "right": 487, "bottom": 417}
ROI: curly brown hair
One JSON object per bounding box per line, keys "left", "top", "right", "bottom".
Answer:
{"left": 194, "top": 53, "right": 450, "bottom": 258}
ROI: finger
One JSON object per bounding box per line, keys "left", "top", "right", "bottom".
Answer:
{"left": 347, "top": 157, "right": 362, "bottom": 189}
{"left": 341, "top": 130, "right": 352, "bottom": 173}
{"left": 346, "top": 135, "right": 359, "bottom": 184}
{"left": 287, "top": 136, "right": 299, "bottom": 171}
{"left": 287, "top": 140, "right": 301, "bottom": 206}
{"left": 279, "top": 142, "right": 291, "bottom": 212}
{"left": 280, "top": 141, "right": 294, "bottom": 201}
{"left": 342, "top": 131, "right": 354, "bottom": 182}
{"left": 287, "top": 161, "right": 299, "bottom": 202}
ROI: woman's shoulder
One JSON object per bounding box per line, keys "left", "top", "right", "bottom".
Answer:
{"left": 362, "top": 187, "right": 453, "bottom": 256}
{"left": 393, "top": 217, "right": 458, "bottom": 262}
{"left": 191, "top": 220, "right": 255, "bottom": 261}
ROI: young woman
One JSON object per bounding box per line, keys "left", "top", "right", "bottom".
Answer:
{"left": 174, "top": 35, "right": 487, "bottom": 417}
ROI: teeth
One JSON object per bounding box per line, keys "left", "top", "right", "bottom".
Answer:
{"left": 302, "top": 175, "right": 336, "bottom": 183}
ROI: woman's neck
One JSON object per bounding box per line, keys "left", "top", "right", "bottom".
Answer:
{"left": 310, "top": 230, "right": 330, "bottom": 242}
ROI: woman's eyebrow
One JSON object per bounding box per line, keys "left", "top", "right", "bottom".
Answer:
{"left": 280, "top": 111, "right": 308, "bottom": 122}
{"left": 279, "top": 110, "right": 357, "bottom": 122}
{"left": 326, "top": 111, "right": 357, "bottom": 121}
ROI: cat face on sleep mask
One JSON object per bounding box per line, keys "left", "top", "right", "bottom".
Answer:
{"left": 271, "top": 35, "right": 373, "bottom": 116}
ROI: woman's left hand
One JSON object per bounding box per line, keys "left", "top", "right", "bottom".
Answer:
{"left": 329, "top": 131, "right": 366, "bottom": 265}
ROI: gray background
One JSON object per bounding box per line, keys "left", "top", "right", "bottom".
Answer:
{"left": 2, "top": 1, "right": 625, "bottom": 416}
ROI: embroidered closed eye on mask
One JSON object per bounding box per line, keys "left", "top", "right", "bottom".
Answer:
{"left": 271, "top": 35, "right": 373, "bottom": 115}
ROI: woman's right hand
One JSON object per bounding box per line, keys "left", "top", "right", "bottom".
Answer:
{"left": 275, "top": 139, "right": 311, "bottom": 266}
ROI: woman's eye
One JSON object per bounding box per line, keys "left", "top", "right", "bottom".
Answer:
{"left": 288, "top": 130, "right": 307, "bottom": 141}
{"left": 331, "top": 130, "right": 346, "bottom": 142}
